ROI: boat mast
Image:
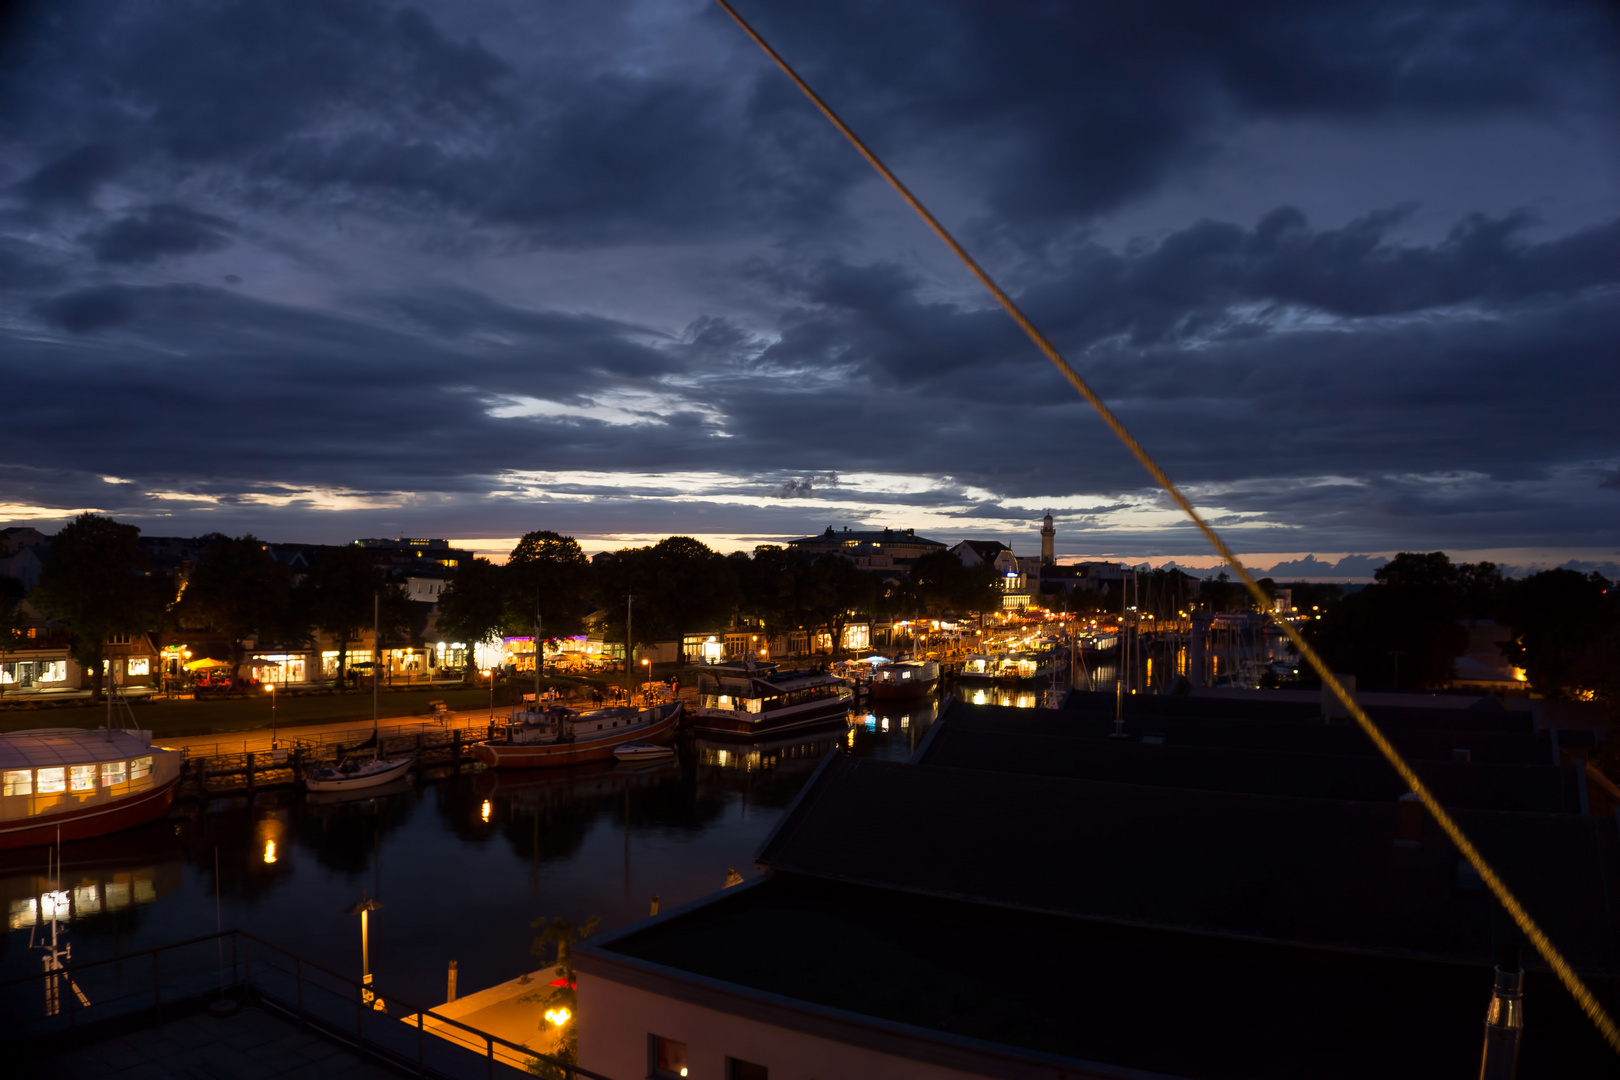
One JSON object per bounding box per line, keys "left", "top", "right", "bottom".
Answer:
{"left": 105, "top": 642, "right": 113, "bottom": 742}
{"left": 372, "top": 591, "right": 379, "bottom": 741}
{"left": 533, "top": 590, "right": 542, "bottom": 712}
{"left": 625, "top": 594, "right": 634, "bottom": 705}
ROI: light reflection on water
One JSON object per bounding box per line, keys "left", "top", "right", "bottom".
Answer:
{"left": 0, "top": 689, "right": 987, "bottom": 1010}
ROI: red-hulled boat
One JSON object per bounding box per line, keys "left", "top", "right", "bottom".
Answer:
{"left": 0, "top": 729, "right": 184, "bottom": 850}
{"left": 472, "top": 701, "right": 681, "bottom": 769}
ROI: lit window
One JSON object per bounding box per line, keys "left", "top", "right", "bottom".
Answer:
{"left": 650, "top": 1035, "right": 688, "bottom": 1078}
{"left": 127, "top": 658, "right": 150, "bottom": 676}
{"left": 101, "top": 761, "right": 127, "bottom": 786}
{"left": 130, "top": 756, "right": 153, "bottom": 781}
{"left": 37, "top": 767, "right": 66, "bottom": 794}
{"left": 2, "top": 770, "right": 31, "bottom": 796}
{"left": 70, "top": 765, "right": 97, "bottom": 791}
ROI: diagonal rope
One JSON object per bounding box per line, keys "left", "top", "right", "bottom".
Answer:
{"left": 712, "top": 0, "right": 1620, "bottom": 1053}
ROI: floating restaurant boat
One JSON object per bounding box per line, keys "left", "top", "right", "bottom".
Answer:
{"left": 0, "top": 728, "right": 183, "bottom": 850}
{"left": 870, "top": 658, "right": 939, "bottom": 699}
{"left": 1078, "top": 633, "right": 1119, "bottom": 655}
{"left": 956, "top": 652, "right": 1002, "bottom": 680}
{"left": 689, "top": 663, "right": 853, "bottom": 738}
{"left": 473, "top": 701, "right": 682, "bottom": 769}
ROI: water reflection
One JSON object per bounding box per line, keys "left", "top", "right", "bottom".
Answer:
{"left": 0, "top": 704, "right": 959, "bottom": 1006}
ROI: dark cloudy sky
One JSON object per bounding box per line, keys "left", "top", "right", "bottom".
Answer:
{"left": 2, "top": 0, "right": 1617, "bottom": 572}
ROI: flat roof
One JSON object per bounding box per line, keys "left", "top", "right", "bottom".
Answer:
{"left": 588, "top": 874, "right": 1617, "bottom": 1079}
{"left": 756, "top": 753, "right": 1620, "bottom": 971}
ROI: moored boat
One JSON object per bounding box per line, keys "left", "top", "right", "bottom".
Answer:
{"left": 305, "top": 752, "right": 416, "bottom": 791}
{"left": 0, "top": 729, "right": 183, "bottom": 850}
{"left": 473, "top": 701, "right": 681, "bottom": 769}
{"left": 613, "top": 742, "right": 676, "bottom": 764}
{"left": 870, "top": 658, "right": 939, "bottom": 699}
{"left": 688, "top": 663, "right": 852, "bottom": 738}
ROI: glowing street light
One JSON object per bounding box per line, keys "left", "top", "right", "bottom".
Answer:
{"left": 345, "top": 888, "right": 385, "bottom": 1011}
{"left": 263, "top": 682, "right": 277, "bottom": 747}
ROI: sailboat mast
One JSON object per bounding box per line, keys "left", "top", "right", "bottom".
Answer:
{"left": 625, "top": 594, "right": 634, "bottom": 704}
{"left": 372, "top": 591, "right": 379, "bottom": 739}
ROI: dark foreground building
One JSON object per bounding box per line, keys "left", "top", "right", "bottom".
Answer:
{"left": 575, "top": 693, "right": 1618, "bottom": 1078}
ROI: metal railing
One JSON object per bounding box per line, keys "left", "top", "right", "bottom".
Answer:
{"left": 0, "top": 929, "right": 615, "bottom": 1080}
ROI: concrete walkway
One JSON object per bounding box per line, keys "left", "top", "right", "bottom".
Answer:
{"left": 402, "top": 965, "right": 564, "bottom": 1069}
{"left": 157, "top": 710, "right": 501, "bottom": 757}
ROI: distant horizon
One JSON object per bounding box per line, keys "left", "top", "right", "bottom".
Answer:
{"left": 5, "top": 515, "right": 1614, "bottom": 583}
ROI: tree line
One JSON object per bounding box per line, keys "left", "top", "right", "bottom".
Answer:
{"left": 1302, "top": 551, "right": 1617, "bottom": 703}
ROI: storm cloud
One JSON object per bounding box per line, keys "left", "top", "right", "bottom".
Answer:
{"left": 0, "top": 0, "right": 1615, "bottom": 565}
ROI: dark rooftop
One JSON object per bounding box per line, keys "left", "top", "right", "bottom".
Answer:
{"left": 596, "top": 873, "right": 1616, "bottom": 1079}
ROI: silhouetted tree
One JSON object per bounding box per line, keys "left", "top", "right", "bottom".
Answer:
{"left": 434, "top": 557, "right": 507, "bottom": 677}
{"left": 177, "top": 534, "right": 297, "bottom": 667}
{"left": 30, "top": 513, "right": 167, "bottom": 701}
{"left": 1500, "top": 569, "right": 1612, "bottom": 697}
{"left": 297, "top": 546, "right": 406, "bottom": 689}
{"left": 505, "top": 531, "right": 591, "bottom": 639}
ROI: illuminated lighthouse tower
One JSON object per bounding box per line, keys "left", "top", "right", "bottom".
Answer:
{"left": 1040, "top": 512, "right": 1055, "bottom": 565}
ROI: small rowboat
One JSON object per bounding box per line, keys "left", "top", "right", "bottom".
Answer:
{"left": 613, "top": 742, "right": 676, "bottom": 764}
{"left": 305, "top": 753, "right": 415, "bottom": 792}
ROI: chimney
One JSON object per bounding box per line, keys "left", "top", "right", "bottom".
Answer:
{"left": 1395, "top": 792, "right": 1423, "bottom": 848}
{"left": 1478, "top": 943, "right": 1524, "bottom": 1080}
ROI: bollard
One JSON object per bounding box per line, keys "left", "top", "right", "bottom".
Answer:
{"left": 650, "top": 895, "right": 660, "bottom": 916}
{"left": 447, "top": 960, "right": 458, "bottom": 1003}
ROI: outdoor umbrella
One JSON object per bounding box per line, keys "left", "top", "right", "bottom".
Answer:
{"left": 183, "top": 658, "right": 231, "bottom": 671}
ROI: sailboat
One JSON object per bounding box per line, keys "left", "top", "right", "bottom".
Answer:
{"left": 305, "top": 593, "right": 417, "bottom": 792}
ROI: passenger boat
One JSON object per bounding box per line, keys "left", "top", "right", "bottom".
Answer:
{"left": 1079, "top": 633, "right": 1119, "bottom": 655}
{"left": 0, "top": 728, "right": 183, "bottom": 850}
{"left": 1001, "top": 644, "right": 1068, "bottom": 683}
{"left": 870, "top": 658, "right": 939, "bottom": 699}
{"left": 473, "top": 701, "right": 681, "bottom": 769}
{"left": 305, "top": 752, "right": 416, "bottom": 792}
{"left": 688, "top": 663, "right": 853, "bottom": 738}
{"left": 956, "top": 652, "right": 1003, "bottom": 680}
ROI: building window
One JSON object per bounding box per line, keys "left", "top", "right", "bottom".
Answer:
{"left": 101, "top": 760, "right": 127, "bottom": 787}
{"left": 2, "top": 770, "right": 31, "bottom": 796}
{"left": 108, "top": 634, "right": 131, "bottom": 645}
{"left": 70, "top": 765, "right": 97, "bottom": 791}
{"left": 649, "top": 1035, "right": 688, "bottom": 1078}
{"left": 37, "top": 767, "right": 66, "bottom": 794}
{"left": 130, "top": 756, "right": 153, "bottom": 781}
{"left": 127, "top": 657, "right": 150, "bottom": 676}
{"left": 727, "top": 1059, "right": 768, "bottom": 1080}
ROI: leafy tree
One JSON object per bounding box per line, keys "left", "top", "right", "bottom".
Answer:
{"left": 1304, "top": 552, "right": 1479, "bottom": 689}
{"left": 0, "top": 582, "right": 28, "bottom": 700}
{"left": 802, "top": 554, "right": 879, "bottom": 657}
{"left": 593, "top": 536, "right": 738, "bottom": 648}
{"left": 176, "top": 535, "right": 297, "bottom": 667}
{"left": 30, "top": 513, "right": 167, "bottom": 701}
{"left": 1500, "top": 569, "right": 1611, "bottom": 697}
{"left": 434, "top": 557, "right": 507, "bottom": 677}
{"left": 909, "top": 549, "right": 998, "bottom": 616}
{"left": 505, "top": 531, "right": 591, "bottom": 639}
{"left": 737, "top": 545, "right": 813, "bottom": 645}
{"left": 520, "top": 914, "right": 600, "bottom": 1076}
{"left": 297, "top": 546, "right": 407, "bottom": 689}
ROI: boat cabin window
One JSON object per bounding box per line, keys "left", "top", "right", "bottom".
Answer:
{"left": 101, "top": 760, "right": 127, "bottom": 786}
{"left": 71, "top": 764, "right": 97, "bottom": 791}
{"left": 37, "top": 767, "right": 66, "bottom": 794}
{"left": 130, "top": 756, "right": 152, "bottom": 781}
{"left": 2, "top": 769, "right": 30, "bottom": 796}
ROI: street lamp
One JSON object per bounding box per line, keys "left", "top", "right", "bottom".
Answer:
{"left": 263, "top": 683, "right": 277, "bottom": 748}
{"left": 345, "top": 889, "right": 385, "bottom": 1011}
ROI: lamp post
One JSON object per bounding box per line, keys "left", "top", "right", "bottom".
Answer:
{"left": 641, "top": 657, "right": 651, "bottom": 702}
{"left": 346, "top": 889, "right": 385, "bottom": 1010}
{"left": 264, "top": 682, "right": 277, "bottom": 748}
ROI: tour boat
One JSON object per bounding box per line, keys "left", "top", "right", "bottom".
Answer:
{"left": 0, "top": 728, "right": 183, "bottom": 850}
{"left": 956, "top": 653, "right": 1003, "bottom": 680}
{"left": 688, "top": 663, "right": 853, "bottom": 738}
{"left": 305, "top": 752, "right": 417, "bottom": 791}
{"left": 870, "top": 658, "right": 939, "bottom": 699}
{"left": 613, "top": 742, "right": 677, "bottom": 764}
{"left": 473, "top": 701, "right": 682, "bottom": 769}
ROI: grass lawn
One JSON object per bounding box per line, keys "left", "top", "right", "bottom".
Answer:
{"left": 0, "top": 676, "right": 603, "bottom": 739}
